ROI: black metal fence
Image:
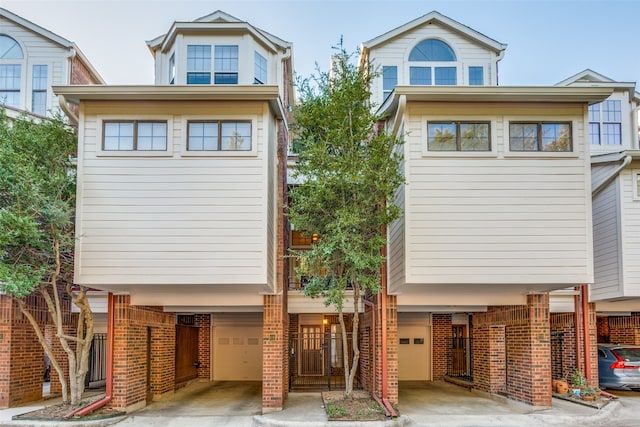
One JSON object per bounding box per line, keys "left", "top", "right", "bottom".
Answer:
{"left": 446, "top": 337, "right": 473, "bottom": 380}
{"left": 289, "top": 331, "right": 359, "bottom": 390}
{"left": 85, "top": 333, "right": 107, "bottom": 389}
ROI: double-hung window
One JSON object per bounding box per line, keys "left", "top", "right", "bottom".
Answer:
{"left": 32, "top": 65, "right": 47, "bottom": 115}
{"left": 509, "top": 122, "right": 572, "bottom": 152}
{"left": 187, "top": 45, "right": 211, "bottom": 84}
{"left": 214, "top": 45, "right": 238, "bottom": 84}
{"left": 103, "top": 121, "right": 167, "bottom": 151}
{"left": 187, "top": 121, "right": 251, "bottom": 151}
{"left": 427, "top": 121, "right": 491, "bottom": 151}
{"left": 468, "top": 66, "right": 484, "bottom": 85}
{"left": 254, "top": 52, "right": 267, "bottom": 84}
{"left": 589, "top": 100, "right": 622, "bottom": 145}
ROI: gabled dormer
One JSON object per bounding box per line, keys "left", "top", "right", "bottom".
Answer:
{"left": 146, "top": 10, "right": 293, "bottom": 105}
{"left": 359, "top": 11, "right": 507, "bottom": 105}
{"left": 556, "top": 69, "right": 640, "bottom": 153}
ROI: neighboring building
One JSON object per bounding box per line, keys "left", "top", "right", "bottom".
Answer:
{"left": 55, "top": 10, "right": 293, "bottom": 412}
{"left": 0, "top": 7, "right": 103, "bottom": 119}
{"left": 557, "top": 70, "right": 640, "bottom": 345}
{"left": 0, "top": 8, "right": 104, "bottom": 409}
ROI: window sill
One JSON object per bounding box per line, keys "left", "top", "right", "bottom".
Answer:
{"left": 180, "top": 150, "right": 258, "bottom": 157}
{"left": 422, "top": 151, "right": 497, "bottom": 158}
{"left": 96, "top": 151, "right": 173, "bottom": 157}
{"left": 503, "top": 151, "right": 579, "bottom": 159}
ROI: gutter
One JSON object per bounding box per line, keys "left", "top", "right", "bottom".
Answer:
{"left": 64, "top": 293, "right": 114, "bottom": 418}
{"left": 57, "top": 94, "right": 79, "bottom": 126}
{"left": 581, "top": 285, "right": 592, "bottom": 384}
{"left": 592, "top": 155, "right": 632, "bottom": 197}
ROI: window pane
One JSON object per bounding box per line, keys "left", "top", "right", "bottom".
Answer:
{"left": 188, "top": 122, "right": 219, "bottom": 151}
{"left": 509, "top": 124, "right": 538, "bottom": 151}
{"left": 0, "top": 35, "right": 23, "bottom": 59}
{"left": 409, "top": 39, "right": 456, "bottom": 61}
{"left": 0, "top": 64, "right": 21, "bottom": 106}
{"left": 169, "top": 53, "right": 175, "bottom": 85}
{"left": 214, "top": 72, "right": 238, "bottom": 84}
{"left": 187, "top": 45, "right": 211, "bottom": 71}
{"left": 104, "top": 122, "right": 134, "bottom": 150}
{"left": 602, "top": 123, "right": 621, "bottom": 145}
{"left": 435, "top": 67, "right": 456, "bottom": 85}
{"left": 254, "top": 52, "right": 267, "bottom": 84}
{"left": 469, "top": 66, "right": 483, "bottom": 85}
{"left": 588, "top": 103, "right": 600, "bottom": 122}
{"left": 32, "top": 91, "right": 46, "bottom": 115}
{"left": 187, "top": 72, "right": 211, "bottom": 85}
{"left": 410, "top": 66, "right": 431, "bottom": 85}
{"left": 32, "top": 65, "right": 47, "bottom": 89}
{"left": 603, "top": 100, "right": 621, "bottom": 122}
{"left": 460, "top": 123, "right": 490, "bottom": 151}
{"left": 136, "top": 122, "right": 167, "bottom": 151}
{"left": 589, "top": 123, "right": 600, "bottom": 145}
{"left": 215, "top": 45, "right": 239, "bottom": 72}
{"left": 427, "top": 123, "right": 457, "bottom": 151}
{"left": 221, "top": 122, "right": 251, "bottom": 150}
{"left": 541, "top": 123, "right": 571, "bottom": 152}
{"left": 382, "top": 66, "right": 397, "bottom": 99}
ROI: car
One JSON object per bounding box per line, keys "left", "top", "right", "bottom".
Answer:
{"left": 598, "top": 344, "right": 640, "bottom": 390}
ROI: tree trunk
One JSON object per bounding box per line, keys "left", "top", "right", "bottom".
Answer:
{"left": 342, "top": 282, "right": 361, "bottom": 399}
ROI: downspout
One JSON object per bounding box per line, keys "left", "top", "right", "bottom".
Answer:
{"left": 592, "top": 155, "right": 632, "bottom": 197}
{"left": 574, "top": 287, "right": 582, "bottom": 376}
{"left": 64, "top": 292, "right": 114, "bottom": 418}
{"left": 581, "top": 285, "right": 593, "bottom": 384}
{"left": 57, "top": 94, "right": 79, "bottom": 126}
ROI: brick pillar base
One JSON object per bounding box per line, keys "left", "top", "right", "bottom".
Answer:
{"left": 432, "top": 314, "right": 452, "bottom": 380}
{"left": 385, "top": 294, "right": 398, "bottom": 405}
{"left": 195, "top": 314, "right": 211, "bottom": 379}
{"left": 262, "top": 294, "right": 287, "bottom": 413}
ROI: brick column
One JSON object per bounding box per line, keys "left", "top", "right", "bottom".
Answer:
{"left": 432, "top": 314, "right": 452, "bottom": 380}
{"left": 472, "top": 324, "right": 506, "bottom": 395}
{"left": 262, "top": 294, "right": 286, "bottom": 413}
{"left": 194, "top": 314, "right": 211, "bottom": 380}
{"left": 384, "top": 294, "right": 398, "bottom": 404}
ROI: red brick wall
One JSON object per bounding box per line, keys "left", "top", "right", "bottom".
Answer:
{"left": 472, "top": 325, "right": 506, "bottom": 395}
{"left": 597, "top": 316, "right": 610, "bottom": 343}
{"left": 70, "top": 57, "right": 99, "bottom": 85}
{"left": 262, "top": 294, "right": 286, "bottom": 411}
{"left": 0, "top": 293, "right": 74, "bottom": 408}
{"left": 111, "top": 296, "right": 175, "bottom": 410}
{"left": 473, "top": 294, "right": 551, "bottom": 407}
{"left": 608, "top": 314, "right": 640, "bottom": 345}
{"left": 550, "top": 313, "right": 576, "bottom": 381}
{"left": 432, "top": 314, "right": 452, "bottom": 380}
{"left": 385, "top": 295, "right": 398, "bottom": 404}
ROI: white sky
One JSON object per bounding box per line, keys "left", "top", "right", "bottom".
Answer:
{"left": 3, "top": 0, "right": 639, "bottom": 88}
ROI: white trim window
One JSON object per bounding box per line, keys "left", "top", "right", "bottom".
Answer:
{"left": 103, "top": 121, "right": 167, "bottom": 151}
{"left": 214, "top": 45, "right": 239, "bottom": 84}
{"left": 186, "top": 45, "right": 211, "bottom": 84}
{"left": 468, "top": 66, "right": 484, "bottom": 86}
{"left": 589, "top": 100, "right": 622, "bottom": 145}
{"left": 187, "top": 120, "right": 251, "bottom": 151}
{"left": 408, "top": 39, "right": 457, "bottom": 86}
{"left": 633, "top": 170, "right": 640, "bottom": 201}
{"left": 509, "top": 122, "right": 572, "bottom": 152}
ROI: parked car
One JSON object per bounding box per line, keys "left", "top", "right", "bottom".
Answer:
{"left": 598, "top": 344, "right": 640, "bottom": 390}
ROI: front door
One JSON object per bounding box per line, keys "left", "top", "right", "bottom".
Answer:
{"left": 175, "top": 325, "right": 199, "bottom": 384}
{"left": 452, "top": 325, "right": 467, "bottom": 376}
{"left": 300, "top": 325, "right": 323, "bottom": 375}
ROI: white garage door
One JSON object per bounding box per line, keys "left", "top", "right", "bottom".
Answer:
{"left": 213, "top": 318, "right": 262, "bottom": 381}
{"left": 398, "top": 322, "right": 431, "bottom": 381}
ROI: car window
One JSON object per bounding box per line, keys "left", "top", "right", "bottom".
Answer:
{"left": 614, "top": 348, "right": 640, "bottom": 361}
{"left": 598, "top": 349, "right": 607, "bottom": 358}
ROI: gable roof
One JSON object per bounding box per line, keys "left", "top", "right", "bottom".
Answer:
{"left": 0, "top": 8, "right": 105, "bottom": 84}
{"left": 556, "top": 69, "right": 639, "bottom": 102}
{"left": 146, "top": 10, "right": 291, "bottom": 56}
{"left": 361, "top": 10, "right": 507, "bottom": 54}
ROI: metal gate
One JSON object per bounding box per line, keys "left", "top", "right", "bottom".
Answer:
{"left": 289, "top": 331, "right": 358, "bottom": 390}
{"left": 446, "top": 337, "right": 473, "bottom": 381}
{"left": 86, "top": 333, "right": 107, "bottom": 389}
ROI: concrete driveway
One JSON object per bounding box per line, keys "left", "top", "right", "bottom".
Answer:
{"left": 115, "top": 381, "right": 262, "bottom": 427}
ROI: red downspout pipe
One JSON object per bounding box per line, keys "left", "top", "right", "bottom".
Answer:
{"left": 574, "top": 287, "right": 582, "bottom": 376}
{"left": 581, "top": 285, "right": 592, "bottom": 385}
{"left": 65, "top": 292, "right": 114, "bottom": 418}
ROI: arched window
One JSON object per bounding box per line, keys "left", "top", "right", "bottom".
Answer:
{"left": 0, "top": 35, "right": 24, "bottom": 108}
{"left": 0, "top": 35, "right": 23, "bottom": 59}
{"left": 408, "top": 39, "right": 457, "bottom": 86}
{"left": 409, "top": 39, "right": 455, "bottom": 62}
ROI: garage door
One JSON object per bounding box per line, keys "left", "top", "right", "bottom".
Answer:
{"left": 213, "top": 324, "right": 262, "bottom": 380}
{"left": 398, "top": 323, "right": 431, "bottom": 381}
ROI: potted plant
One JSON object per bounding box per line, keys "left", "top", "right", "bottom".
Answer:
{"left": 571, "top": 370, "right": 587, "bottom": 395}
{"left": 582, "top": 386, "right": 596, "bottom": 401}
{"left": 555, "top": 378, "right": 569, "bottom": 394}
